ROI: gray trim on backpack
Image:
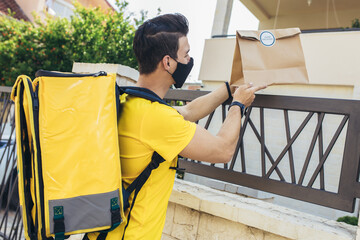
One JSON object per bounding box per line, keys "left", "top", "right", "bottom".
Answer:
{"left": 49, "top": 189, "right": 120, "bottom": 234}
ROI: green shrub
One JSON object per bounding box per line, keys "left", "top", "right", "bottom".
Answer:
{"left": 352, "top": 18, "right": 360, "bottom": 28}
{"left": 337, "top": 216, "right": 358, "bottom": 226}
{"left": 0, "top": 0, "right": 144, "bottom": 86}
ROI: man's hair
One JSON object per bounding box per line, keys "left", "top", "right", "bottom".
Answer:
{"left": 133, "top": 13, "right": 189, "bottom": 74}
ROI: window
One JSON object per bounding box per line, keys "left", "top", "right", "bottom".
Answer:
{"left": 47, "top": 0, "right": 74, "bottom": 19}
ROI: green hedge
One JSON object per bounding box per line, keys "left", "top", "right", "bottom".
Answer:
{"left": 352, "top": 18, "right": 360, "bottom": 28}
{"left": 337, "top": 216, "right": 358, "bottom": 226}
{"left": 0, "top": 1, "right": 143, "bottom": 86}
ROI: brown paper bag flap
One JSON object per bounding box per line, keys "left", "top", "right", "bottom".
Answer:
{"left": 237, "top": 28, "right": 301, "bottom": 41}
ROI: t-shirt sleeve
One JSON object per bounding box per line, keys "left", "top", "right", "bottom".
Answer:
{"left": 140, "top": 103, "right": 196, "bottom": 162}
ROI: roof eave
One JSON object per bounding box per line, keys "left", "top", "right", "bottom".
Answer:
{"left": 239, "top": 0, "right": 271, "bottom": 20}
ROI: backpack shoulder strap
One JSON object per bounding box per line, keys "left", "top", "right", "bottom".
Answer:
{"left": 119, "top": 86, "right": 169, "bottom": 106}
{"left": 121, "top": 152, "right": 165, "bottom": 239}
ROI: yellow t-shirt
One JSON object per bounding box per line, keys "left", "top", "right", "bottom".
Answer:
{"left": 88, "top": 94, "right": 196, "bottom": 240}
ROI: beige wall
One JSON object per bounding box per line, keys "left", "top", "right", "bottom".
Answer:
{"left": 199, "top": 31, "right": 360, "bottom": 87}
{"left": 259, "top": 8, "right": 360, "bottom": 30}
{"left": 16, "top": 0, "right": 46, "bottom": 22}
{"left": 199, "top": 38, "right": 235, "bottom": 83}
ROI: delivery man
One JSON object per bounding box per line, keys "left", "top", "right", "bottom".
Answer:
{"left": 88, "top": 13, "right": 265, "bottom": 240}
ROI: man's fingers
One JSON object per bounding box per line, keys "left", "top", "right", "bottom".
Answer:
{"left": 238, "top": 83, "right": 266, "bottom": 92}
{"left": 250, "top": 85, "right": 267, "bottom": 92}
{"left": 238, "top": 83, "right": 252, "bottom": 90}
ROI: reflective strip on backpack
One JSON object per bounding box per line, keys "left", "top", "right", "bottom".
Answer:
{"left": 49, "top": 189, "right": 121, "bottom": 234}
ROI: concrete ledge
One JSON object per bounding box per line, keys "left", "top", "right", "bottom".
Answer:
{"left": 72, "top": 62, "right": 139, "bottom": 86}
{"left": 168, "top": 179, "right": 356, "bottom": 240}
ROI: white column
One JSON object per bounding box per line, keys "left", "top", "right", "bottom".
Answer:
{"left": 356, "top": 210, "right": 360, "bottom": 240}
{"left": 211, "top": 0, "right": 234, "bottom": 37}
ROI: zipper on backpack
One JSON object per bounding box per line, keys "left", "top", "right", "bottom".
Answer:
{"left": 35, "top": 70, "right": 107, "bottom": 78}
{"left": 93, "top": 71, "right": 107, "bottom": 77}
{"left": 32, "top": 84, "right": 47, "bottom": 239}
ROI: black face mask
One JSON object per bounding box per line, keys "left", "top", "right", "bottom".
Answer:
{"left": 168, "top": 57, "right": 194, "bottom": 88}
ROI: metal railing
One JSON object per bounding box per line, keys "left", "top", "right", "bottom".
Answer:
{"left": 1, "top": 87, "right": 360, "bottom": 239}
{"left": 165, "top": 89, "right": 360, "bottom": 212}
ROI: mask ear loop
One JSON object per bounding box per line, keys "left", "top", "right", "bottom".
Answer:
{"left": 166, "top": 70, "right": 173, "bottom": 76}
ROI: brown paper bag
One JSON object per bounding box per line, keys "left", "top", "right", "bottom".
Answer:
{"left": 230, "top": 28, "right": 309, "bottom": 87}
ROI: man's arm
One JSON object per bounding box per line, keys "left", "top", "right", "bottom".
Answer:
{"left": 174, "top": 83, "right": 235, "bottom": 122}
{"left": 179, "top": 84, "right": 266, "bottom": 164}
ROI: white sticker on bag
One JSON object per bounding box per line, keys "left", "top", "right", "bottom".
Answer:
{"left": 260, "top": 31, "right": 275, "bottom": 47}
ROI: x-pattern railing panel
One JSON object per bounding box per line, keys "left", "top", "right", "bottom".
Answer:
{"left": 165, "top": 89, "right": 360, "bottom": 212}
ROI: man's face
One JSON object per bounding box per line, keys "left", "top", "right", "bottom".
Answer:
{"left": 176, "top": 36, "right": 191, "bottom": 64}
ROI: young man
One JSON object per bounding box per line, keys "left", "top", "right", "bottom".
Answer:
{"left": 89, "top": 13, "right": 265, "bottom": 240}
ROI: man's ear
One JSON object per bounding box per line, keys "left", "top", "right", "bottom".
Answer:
{"left": 162, "top": 55, "right": 171, "bottom": 70}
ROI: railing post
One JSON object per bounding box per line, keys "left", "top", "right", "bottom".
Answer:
{"left": 355, "top": 84, "right": 360, "bottom": 240}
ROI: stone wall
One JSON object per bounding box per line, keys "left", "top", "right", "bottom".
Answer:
{"left": 163, "top": 203, "right": 290, "bottom": 240}
{"left": 163, "top": 180, "right": 357, "bottom": 240}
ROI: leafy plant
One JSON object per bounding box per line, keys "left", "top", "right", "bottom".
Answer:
{"left": 352, "top": 18, "right": 360, "bottom": 28}
{"left": 337, "top": 216, "right": 358, "bottom": 226}
{"left": 0, "top": 0, "right": 146, "bottom": 86}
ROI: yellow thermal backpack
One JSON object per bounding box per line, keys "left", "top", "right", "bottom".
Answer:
{"left": 11, "top": 70, "right": 169, "bottom": 240}
{"left": 11, "top": 70, "right": 125, "bottom": 240}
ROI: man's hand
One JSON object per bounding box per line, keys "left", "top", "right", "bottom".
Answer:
{"left": 233, "top": 83, "right": 267, "bottom": 107}
{"left": 179, "top": 83, "right": 267, "bottom": 164}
